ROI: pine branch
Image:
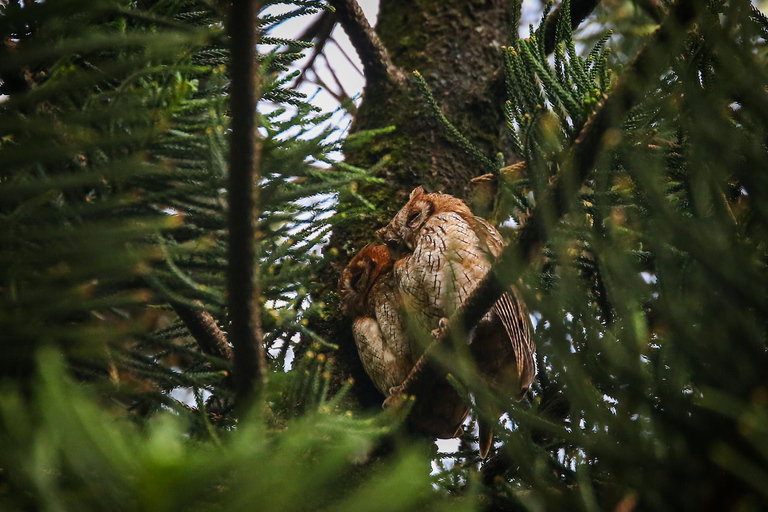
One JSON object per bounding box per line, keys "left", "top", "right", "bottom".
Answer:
{"left": 412, "top": 71, "right": 497, "bottom": 173}
{"left": 172, "top": 303, "right": 233, "bottom": 361}
{"left": 227, "top": 0, "right": 266, "bottom": 409}
{"left": 388, "top": 0, "right": 699, "bottom": 403}
{"left": 544, "top": 0, "right": 602, "bottom": 55}
{"left": 327, "top": 0, "right": 405, "bottom": 85}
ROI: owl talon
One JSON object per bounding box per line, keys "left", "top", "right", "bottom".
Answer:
{"left": 383, "top": 386, "right": 406, "bottom": 409}
{"left": 431, "top": 317, "right": 450, "bottom": 340}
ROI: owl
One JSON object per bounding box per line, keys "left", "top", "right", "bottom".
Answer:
{"left": 339, "top": 244, "right": 469, "bottom": 438}
{"left": 377, "top": 186, "right": 537, "bottom": 457}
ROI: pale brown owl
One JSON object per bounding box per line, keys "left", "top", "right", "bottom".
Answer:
{"left": 377, "top": 186, "right": 537, "bottom": 458}
{"left": 339, "top": 244, "right": 469, "bottom": 438}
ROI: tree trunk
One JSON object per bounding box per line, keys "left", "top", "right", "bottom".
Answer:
{"left": 355, "top": 0, "right": 512, "bottom": 194}
{"left": 310, "top": 0, "right": 514, "bottom": 409}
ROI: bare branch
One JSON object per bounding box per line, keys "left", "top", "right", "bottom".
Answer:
{"left": 328, "top": 37, "right": 365, "bottom": 77}
{"left": 172, "top": 303, "right": 233, "bottom": 361}
{"left": 227, "top": 0, "right": 266, "bottom": 410}
{"left": 307, "top": 67, "right": 351, "bottom": 106}
{"left": 389, "top": 0, "right": 699, "bottom": 402}
{"left": 320, "top": 53, "right": 353, "bottom": 102}
{"left": 327, "top": 0, "right": 405, "bottom": 85}
{"left": 293, "top": 10, "right": 336, "bottom": 89}
{"left": 296, "top": 9, "right": 336, "bottom": 43}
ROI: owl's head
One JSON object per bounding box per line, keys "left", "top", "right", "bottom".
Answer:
{"left": 377, "top": 186, "right": 475, "bottom": 256}
{"left": 338, "top": 244, "right": 392, "bottom": 317}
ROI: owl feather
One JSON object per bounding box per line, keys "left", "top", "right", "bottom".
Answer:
{"left": 377, "top": 186, "right": 536, "bottom": 458}
{"left": 339, "top": 244, "right": 470, "bottom": 438}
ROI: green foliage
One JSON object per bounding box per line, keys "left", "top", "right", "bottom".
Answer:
{"left": 4, "top": 0, "right": 768, "bottom": 511}
{"left": 412, "top": 71, "right": 497, "bottom": 173}
{"left": 0, "top": 0, "right": 381, "bottom": 404}
{"left": 0, "top": 1, "right": 422, "bottom": 510}
{"left": 0, "top": 351, "right": 464, "bottom": 512}
{"left": 0, "top": 0, "right": 210, "bottom": 380}
{"left": 414, "top": 1, "right": 768, "bottom": 510}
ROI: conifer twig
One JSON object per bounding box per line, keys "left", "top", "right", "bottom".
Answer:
{"left": 544, "top": 0, "right": 602, "bottom": 55}
{"left": 327, "top": 0, "right": 405, "bottom": 85}
{"left": 412, "top": 71, "right": 497, "bottom": 173}
{"left": 388, "top": 0, "right": 699, "bottom": 403}
{"left": 172, "top": 303, "right": 233, "bottom": 361}
{"left": 227, "top": 0, "right": 266, "bottom": 409}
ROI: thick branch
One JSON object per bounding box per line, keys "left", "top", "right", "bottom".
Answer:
{"left": 172, "top": 303, "right": 233, "bottom": 361}
{"left": 327, "top": 0, "right": 405, "bottom": 84}
{"left": 391, "top": 0, "right": 698, "bottom": 400}
{"left": 227, "top": 0, "right": 266, "bottom": 409}
{"left": 544, "top": 0, "right": 602, "bottom": 55}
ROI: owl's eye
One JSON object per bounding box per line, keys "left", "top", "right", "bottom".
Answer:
{"left": 407, "top": 211, "right": 420, "bottom": 225}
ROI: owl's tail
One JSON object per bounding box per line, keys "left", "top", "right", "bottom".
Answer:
{"left": 478, "top": 417, "right": 494, "bottom": 459}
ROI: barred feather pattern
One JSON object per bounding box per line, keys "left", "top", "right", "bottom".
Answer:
{"left": 379, "top": 187, "right": 537, "bottom": 399}
{"left": 339, "top": 244, "right": 470, "bottom": 438}
{"left": 474, "top": 218, "right": 537, "bottom": 397}
{"left": 395, "top": 211, "right": 495, "bottom": 338}
{"left": 378, "top": 187, "right": 536, "bottom": 456}
{"left": 339, "top": 245, "right": 414, "bottom": 395}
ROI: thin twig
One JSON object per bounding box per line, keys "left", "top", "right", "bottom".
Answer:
{"left": 328, "top": 37, "right": 365, "bottom": 77}
{"left": 327, "top": 0, "right": 405, "bottom": 84}
{"left": 389, "top": 0, "right": 699, "bottom": 401}
{"left": 227, "top": 0, "right": 266, "bottom": 410}
{"left": 320, "top": 52, "right": 352, "bottom": 102}
{"left": 307, "top": 67, "right": 350, "bottom": 105}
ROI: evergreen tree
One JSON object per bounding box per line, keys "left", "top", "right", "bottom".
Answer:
{"left": 1, "top": 0, "right": 768, "bottom": 511}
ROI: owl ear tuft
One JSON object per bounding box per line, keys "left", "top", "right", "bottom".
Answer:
{"left": 410, "top": 186, "right": 425, "bottom": 199}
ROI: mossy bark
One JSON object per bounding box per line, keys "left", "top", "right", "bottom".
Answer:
{"left": 309, "top": 0, "right": 514, "bottom": 409}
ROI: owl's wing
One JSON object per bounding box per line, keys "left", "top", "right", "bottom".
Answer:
{"left": 492, "top": 290, "right": 537, "bottom": 397}
{"left": 474, "top": 216, "right": 537, "bottom": 395}
{"left": 473, "top": 216, "right": 504, "bottom": 258}
{"left": 374, "top": 279, "right": 417, "bottom": 364}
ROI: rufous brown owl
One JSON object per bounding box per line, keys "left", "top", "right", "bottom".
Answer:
{"left": 377, "top": 186, "right": 536, "bottom": 457}
{"left": 339, "top": 244, "right": 469, "bottom": 438}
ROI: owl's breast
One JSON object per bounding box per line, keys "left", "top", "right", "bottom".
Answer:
{"left": 394, "top": 212, "right": 494, "bottom": 332}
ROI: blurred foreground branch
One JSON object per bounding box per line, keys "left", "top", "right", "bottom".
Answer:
{"left": 227, "top": 0, "right": 266, "bottom": 409}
